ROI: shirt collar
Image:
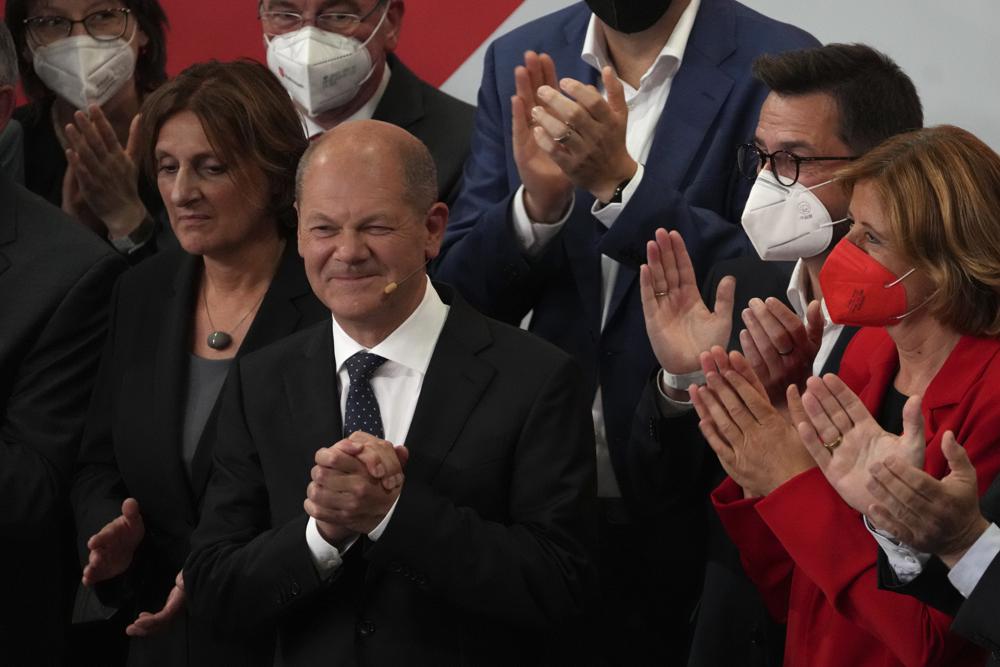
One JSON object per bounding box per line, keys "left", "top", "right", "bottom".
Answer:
{"left": 331, "top": 276, "right": 449, "bottom": 377}
{"left": 787, "top": 258, "right": 836, "bottom": 328}
{"left": 301, "top": 62, "right": 392, "bottom": 139}
{"left": 581, "top": 0, "right": 700, "bottom": 94}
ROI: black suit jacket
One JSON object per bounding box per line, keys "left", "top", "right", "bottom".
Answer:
{"left": 374, "top": 55, "right": 475, "bottom": 206}
{"left": 879, "top": 474, "right": 1000, "bottom": 665}
{"left": 185, "top": 285, "right": 597, "bottom": 666}
{"left": 0, "top": 173, "right": 126, "bottom": 664}
{"left": 71, "top": 241, "right": 328, "bottom": 665}
{"left": 626, "top": 255, "right": 859, "bottom": 667}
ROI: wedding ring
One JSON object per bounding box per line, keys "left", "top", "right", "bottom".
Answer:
{"left": 554, "top": 121, "right": 576, "bottom": 144}
{"left": 823, "top": 435, "right": 843, "bottom": 453}
{"left": 654, "top": 291, "right": 669, "bottom": 298}
{"left": 777, "top": 348, "right": 794, "bottom": 356}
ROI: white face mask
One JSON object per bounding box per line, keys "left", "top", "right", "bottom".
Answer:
{"left": 740, "top": 170, "right": 848, "bottom": 262}
{"left": 32, "top": 29, "right": 137, "bottom": 111}
{"left": 266, "top": 5, "right": 389, "bottom": 118}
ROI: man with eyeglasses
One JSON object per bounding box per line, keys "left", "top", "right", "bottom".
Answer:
{"left": 626, "top": 43, "right": 924, "bottom": 667}
{"left": 258, "top": 0, "right": 474, "bottom": 205}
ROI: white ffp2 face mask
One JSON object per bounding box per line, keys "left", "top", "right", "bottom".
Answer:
{"left": 32, "top": 32, "right": 137, "bottom": 111}
{"left": 266, "top": 5, "right": 389, "bottom": 118}
{"left": 740, "top": 170, "right": 848, "bottom": 262}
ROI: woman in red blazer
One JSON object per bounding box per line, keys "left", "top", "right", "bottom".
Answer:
{"left": 691, "top": 125, "right": 1000, "bottom": 667}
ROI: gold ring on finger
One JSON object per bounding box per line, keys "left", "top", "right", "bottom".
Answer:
{"left": 654, "top": 291, "right": 668, "bottom": 298}
{"left": 823, "top": 435, "right": 843, "bottom": 453}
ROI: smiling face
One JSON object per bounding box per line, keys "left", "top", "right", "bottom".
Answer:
{"left": 296, "top": 131, "right": 445, "bottom": 343}
{"left": 154, "top": 110, "right": 274, "bottom": 258}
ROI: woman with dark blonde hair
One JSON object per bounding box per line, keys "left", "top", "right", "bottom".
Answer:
{"left": 71, "top": 60, "right": 328, "bottom": 665}
{"left": 692, "top": 125, "right": 1000, "bottom": 667}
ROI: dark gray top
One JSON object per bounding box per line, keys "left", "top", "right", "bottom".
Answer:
{"left": 182, "top": 354, "right": 232, "bottom": 480}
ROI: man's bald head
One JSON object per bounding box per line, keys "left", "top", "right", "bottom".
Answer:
{"left": 295, "top": 120, "right": 438, "bottom": 215}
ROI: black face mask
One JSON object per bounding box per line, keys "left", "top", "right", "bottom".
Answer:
{"left": 585, "top": 0, "right": 674, "bottom": 34}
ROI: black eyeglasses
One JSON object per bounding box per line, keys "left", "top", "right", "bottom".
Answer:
{"left": 260, "top": 0, "right": 387, "bottom": 36}
{"left": 737, "top": 143, "right": 858, "bottom": 187}
{"left": 24, "top": 8, "right": 131, "bottom": 46}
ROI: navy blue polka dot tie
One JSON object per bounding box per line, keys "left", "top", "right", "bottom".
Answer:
{"left": 343, "top": 351, "right": 388, "bottom": 439}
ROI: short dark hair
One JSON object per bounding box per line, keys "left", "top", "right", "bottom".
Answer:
{"left": 136, "top": 60, "right": 308, "bottom": 232}
{"left": 752, "top": 43, "right": 923, "bottom": 154}
{"left": 4, "top": 0, "right": 168, "bottom": 103}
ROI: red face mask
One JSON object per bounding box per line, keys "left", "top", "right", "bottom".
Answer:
{"left": 819, "top": 238, "right": 916, "bottom": 327}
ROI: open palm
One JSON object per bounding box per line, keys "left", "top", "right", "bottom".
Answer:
{"left": 797, "top": 374, "right": 925, "bottom": 515}
{"left": 640, "top": 228, "right": 734, "bottom": 375}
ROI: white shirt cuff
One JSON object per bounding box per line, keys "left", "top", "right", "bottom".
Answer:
{"left": 367, "top": 497, "right": 399, "bottom": 542}
{"left": 655, "top": 369, "right": 694, "bottom": 415}
{"left": 591, "top": 163, "right": 645, "bottom": 229}
{"left": 305, "top": 516, "right": 357, "bottom": 578}
{"left": 865, "top": 516, "right": 931, "bottom": 584}
{"left": 511, "top": 185, "right": 572, "bottom": 258}
{"left": 948, "top": 522, "right": 1000, "bottom": 598}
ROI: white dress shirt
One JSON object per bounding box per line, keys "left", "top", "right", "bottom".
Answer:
{"left": 657, "top": 258, "right": 843, "bottom": 411}
{"left": 511, "top": 0, "right": 701, "bottom": 498}
{"left": 300, "top": 62, "right": 392, "bottom": 139}
{"left": 305, "top": 277, "right": 449, "bottom": 575}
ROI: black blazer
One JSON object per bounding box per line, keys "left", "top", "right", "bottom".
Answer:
{"left": 626, "top": 255, "right": 859, "bottom": 667}
{"left": 0, "top": 173, "right": 126, "bottom": 664}
{"left": 878, "top": 474, "right": 1000, "bottom": 665}
{"left": 13, "top": 99, "right": 174, "bottom": 265}
{"left": 71, "top": 241, "right": 328, "bottom": 665}
{"left": 375, "top": 55, "right": 475, "bottom": 206}
{"left": 185, "top": 285, "right": 598, "bottom": 666}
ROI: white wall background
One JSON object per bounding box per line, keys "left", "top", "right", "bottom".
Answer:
{"left": 442, "top": 0, "right": 1000, "bottom": 150}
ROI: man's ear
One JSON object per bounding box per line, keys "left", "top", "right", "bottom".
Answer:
{"left": 423, "top": 201, "right": 448, "bottom": 260}
{"left": 382, "top": 0, "right": 405, "bottom": 52}
{"left": 0, "top": 86, "right": 15, "bottom": 135}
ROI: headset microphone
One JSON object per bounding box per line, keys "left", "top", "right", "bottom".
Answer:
{"left": 383, "top": 258, "right": 432, "bottom": 295}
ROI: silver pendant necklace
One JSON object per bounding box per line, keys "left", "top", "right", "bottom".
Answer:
{"left": 202, "top": 240, "right": 285, "bottom": 351}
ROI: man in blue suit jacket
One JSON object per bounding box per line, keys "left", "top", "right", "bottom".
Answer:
{"left": 435, "top": 0, "right": 816, "bottom": 661}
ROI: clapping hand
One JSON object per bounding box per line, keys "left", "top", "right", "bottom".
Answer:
{"left": 796, "top": 374, "right": 925, "bottom": 516}
{"left": 639, "top": 228, "right": 734, "bottom": 399}
{"left": 739, "top": 297, "right": 824, "bottom": 407}
{"left": 511, "top": 51, "right": 574, "bottom": 222}
{"left": 63, "top": 106, "right": 149, "bottom": 239}
{"left": 867, "top": 432, "right": 990, "bottom": 567}
{"left": 304, "top": 432, "right": 409, "bottom": 545}
{"left": 690, "top": 347, "right": 815, "bottom": 497}
{"left": 82, "top": 497, "right": 145, "bottom": 587}
{"left": 126, "top": 571, "right": 185, "bottom": 637}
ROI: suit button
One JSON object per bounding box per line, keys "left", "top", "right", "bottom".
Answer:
{"left": 289, "top": 581, "right": 301, "bottom": 596}
{"left": 356, "top": 620, "right": 376, "bottom": 638}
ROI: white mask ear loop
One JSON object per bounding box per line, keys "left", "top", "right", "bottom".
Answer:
{"left": 884, "top": 267, "right": 916, "bottom": 289}
{"left": 819, "top": 217, "right": 850, "bottom": 229}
